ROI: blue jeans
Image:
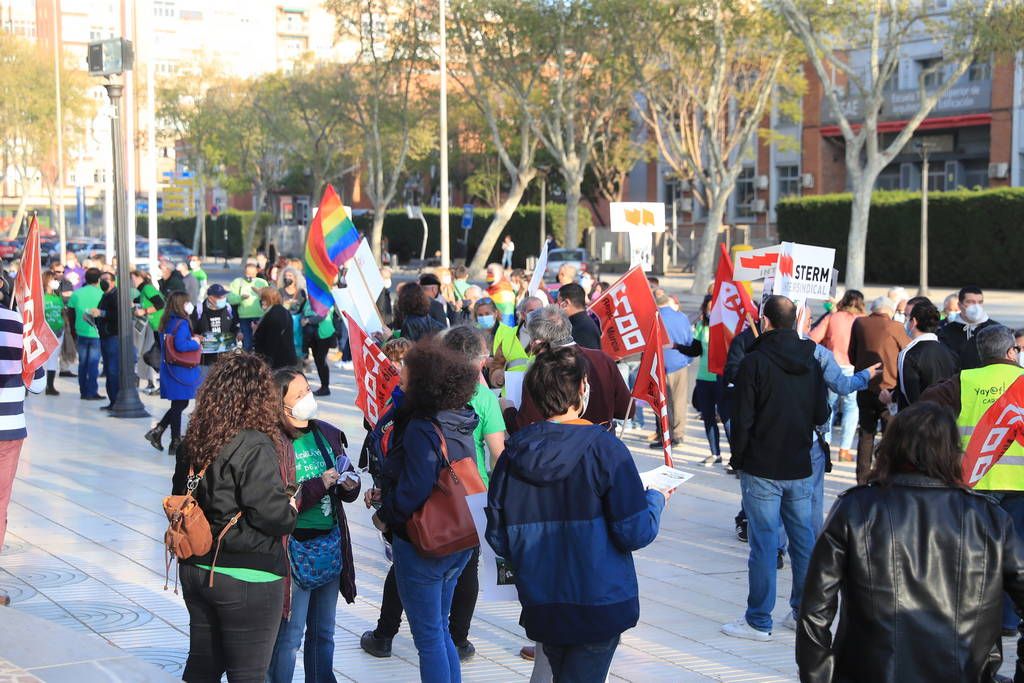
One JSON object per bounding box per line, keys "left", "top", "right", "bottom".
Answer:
{"left": 825, "top": 367, "right": 859, "bottom": 450}
{"left": 100, "top": 336, "right": 120, "bottom": 404}
{"left": 267, "top": 572, "right": 339, "bottom": 683}
{"left": 502, "top": 252, "right": 512, "bottom": 269}
{"left": 240, "top": 318, "right": 257, "bottom": 351}
{"left": 77, "top": 337, "right": 101, "bottom": 398}
{"left": 392, "top": 536, "right": 472, "bottom": 683}
{"left": 809, "top": 441, "right": 827, "bottom": 538}
{"left": 542, "top": 635, "right": 620, "bottom": 683}
{"left": 993, "top": 493, "right": 1024, "bottom": 630}
{"left": 740, "top": 472, "right": 815, "bottom": 632}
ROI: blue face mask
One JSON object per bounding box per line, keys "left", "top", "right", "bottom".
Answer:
{"left": 213, "top": 298, "right": 227, "bottom": 310}
{"left": 476, "top": 314, "right": 495, "bottom": 329}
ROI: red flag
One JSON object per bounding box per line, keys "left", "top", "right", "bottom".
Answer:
{"left": 345, "top": 313, "right": 401, "bottom": 427}
{"left": 632, "top": 312, "right": 673, "bottom": 467}
{"left": 15, "top": 217, "right": 58, "bottom": 385}
{"left": 708, "top": 244, "right": 758, "bottom": 375}
{"left": 588, "top": 266, "right": 666, "bottom": 361}
{"left": 963, "top": 376, "right": 1024, "bottom": 486}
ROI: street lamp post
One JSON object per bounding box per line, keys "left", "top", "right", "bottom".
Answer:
{"left": 438, "top": 0, "right": 450, "bottom": 267}
{"left": 915, "top": 141, "right": 935, "bottom": 298}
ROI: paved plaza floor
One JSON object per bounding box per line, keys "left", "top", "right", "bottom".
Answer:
{"left": 1, "top": 368, "right": 1018, "bottom": 682}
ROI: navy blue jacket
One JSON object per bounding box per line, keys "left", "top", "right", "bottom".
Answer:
{"left": 485, "top": 421, "right": 664, "bottom": 645}
{"left": 377, "top": 409, "right": 478, "bottom": 541}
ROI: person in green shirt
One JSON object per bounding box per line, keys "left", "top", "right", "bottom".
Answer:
{"left": 229, "top": 261, "right": 269, "bottom": 351}
{"left": 188, "top": 256, "right": 208, "bottom": 301}
{"left": 268, "top": 368, "right": 360, "bottom": 683}
{"left": 300, "top": 298, "right": 335, "bottom": 397}
{"left": 693, "top": 297, "right": 727, "bottom": 467}
{"left": 41, "top": 271, "right": 65, "bottom": 396}
{"left": 131, "top": 270, "right": 166, "bottom": 395}
{"left": 66, "top": 268, "right": 104, "bottom": 400}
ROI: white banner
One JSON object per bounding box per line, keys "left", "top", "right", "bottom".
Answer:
{"left": 733, "top": 245, "right": 780, "bottom": 281}
{"left": 629, "top": 230, "right": 654, "bottom": 272}
{"left": 772, "top": 242, "right": 836, "bottom": 302}
{"left": 467, "top": 493, "right": 519, "bottom": 603}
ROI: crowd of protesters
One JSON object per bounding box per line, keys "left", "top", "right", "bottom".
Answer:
{"left": 16, "top": 232, "right": 1024, "bottom": 683}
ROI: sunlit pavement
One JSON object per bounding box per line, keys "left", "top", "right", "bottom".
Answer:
{"left": 1, "top": 368, "right": 1017, "bottom": 682}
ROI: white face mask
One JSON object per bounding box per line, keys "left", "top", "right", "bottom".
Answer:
{"left": 1018, "top": 351, "right": 1024, "bottom": 369}
{"left": 289, "top": 392, "right": 318, "bottom": 421}
{"left": 184, "top": 302, "right": 195, "bottom": 316}
{"left": 48, "top": 280, "right": 60, "bottom": 291}
{"left": 963, "top": 303, "right": 985, "bottom": 324}
{"left": 893, "top": 312, "right": 906, "bottom": 324}
{"left": 578, "top": 380, "right": 591, "bottom": 416}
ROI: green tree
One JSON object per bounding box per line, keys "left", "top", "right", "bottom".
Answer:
{"left": 774, "top": 0, "right": 1011, "bottom": 288}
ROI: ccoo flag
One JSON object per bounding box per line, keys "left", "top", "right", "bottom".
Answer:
{"left": 708, "top": 244, "right": 758, "bottom": 375}
{"left": 304, "top": 185, "right": 361, "bottom": 316}
{"left": 14, "top": 216, "right": 58, "bottom": 385}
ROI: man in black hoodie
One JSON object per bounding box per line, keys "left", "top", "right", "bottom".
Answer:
{"left": 722, "top": 295, "right": 829, "bottom": 643}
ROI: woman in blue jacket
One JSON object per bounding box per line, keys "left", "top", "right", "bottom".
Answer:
{"left": 146, "top": 291, "right": 201, "bottom": 456}
{"left": 486, "top": 344, "right": 670, "bottom": 682}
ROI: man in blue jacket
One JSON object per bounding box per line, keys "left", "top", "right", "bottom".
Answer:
{"left": 486, "top": 345, "right": 670, "bottom": 682}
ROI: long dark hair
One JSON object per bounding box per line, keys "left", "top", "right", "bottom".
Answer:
{"left": 397, "top": 282, "right": 431, "bottom": 318}
{"left": 159, "top": 291, "right": 191, "bottom": 332}
{"left": 272, "top": 367, "right": 305, "bottom": 440}
{"left": 182, "top": 352, "right": 286, "bottom": 471}
{"left": 398, "top": 337, "right": 477, "bottom": 420}
{"left": 868, "top": 402, "right": 963, "bottom": 487}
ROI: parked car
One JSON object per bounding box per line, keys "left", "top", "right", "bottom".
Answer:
{"left": 0, "top": 240, "right": 21, "bottom": 260}
{"left": 136, "top": 238, "right": 191, "bottom": 263}
{"left": 544, "top": 248, "right": 595, "bottom": 280}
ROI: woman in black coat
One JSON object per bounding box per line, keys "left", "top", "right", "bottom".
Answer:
{"left": 253, "top": 287, "right": 299, "bottom": 369}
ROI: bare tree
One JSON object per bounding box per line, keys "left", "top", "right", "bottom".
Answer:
{"left": 775, "top": 0, "right": 1001, "bottom": 288}
{"left": 639, "top": 0, "right": 799, "bottom": 293}
{"left": 587, "top": 106, "right": 656, "bottom": 225}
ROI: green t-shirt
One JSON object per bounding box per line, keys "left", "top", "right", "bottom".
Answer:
{"left": 695, "top": 322, "right": 716, "bottom": 382}
{"left": 195, "top": 564, "right": 281, "bottom": 583}
{"left": 67, "top": 285, "right": 103, "bottom": 338}
{"left": 453, "top": 279, "right": 471, "bottom": 301}
{"left": 469, "top": 382, "right": 505, "bottom": 487}
{"left": 192, "top": 267, "right": 208, "bottom": 283}
{"left": 44, "top": 293, "right": 64, "bottom": 335}
{"left": 137, "top": 282, "right": 164, "bottom": 331}
{"left": 302, "top": 300, "right": 336, "bottom": 340}
{"left": 293, "top": 428, "right": 336, "bottom": 530}
{"left": 229, "top": 277, "right": 269, "bottom": 319}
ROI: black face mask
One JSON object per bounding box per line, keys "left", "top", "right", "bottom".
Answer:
{"left": 100, "top": 280, "right": 111, "bottom": 292}
{"left": 283, "top": 278, "right": 294, "bottom": 287}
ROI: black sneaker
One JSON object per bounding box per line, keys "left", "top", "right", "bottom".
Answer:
{"left": 313, "top": 387, "right": 331, "bottom": 397}
{"left": 45, "top": 386, "right": 59, "bottom": 396}
{"left": 58, "top": 371, "right": 76, "bottom": 378}
{"left": 360, "top": 630, "right": 393, "bottom": 658}
{"left": 777, "top": 549, "right": 785, "bottom": 570}
{"left": 456, "top": 641, "right": 476, "bottom": 661}
{"left": 736, "top": 521, "right": 748, "bottom": 543}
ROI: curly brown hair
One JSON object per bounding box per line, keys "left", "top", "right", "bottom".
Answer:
{"left": 399, "top": 337, "right": 478, "bottom": 419}
{"left": 182, "top": 352, "right": 286, "bottom": 471}
{"left": 397, "top": 282, "right": 431, "bottom": 318}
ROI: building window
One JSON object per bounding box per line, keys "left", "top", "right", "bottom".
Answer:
{"left": 917, "top": 57, "right": 944, "bottom": 89}
{"left": 735, "top": 167, "right": 756, "bottom": 216}
{"left": 882, "top": 63, "right": 899, "bottom": 92}
{"left": 968, "top": 59, "right": 991, "bottom": 82}
{"left": 875, "top": 169, "right": 900, "bottom": 191}
{"left": 154, "top": 1, "right": 176, "bottom": 18}
{"left": 926, "top": 165, "right": 946, "bottom": 191}
{"left": 777, "top": 165, "right": 800, "bottom": 198}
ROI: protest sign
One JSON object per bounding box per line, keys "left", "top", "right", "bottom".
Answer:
{"left": 345, "top": 313, "right": 401, "bottom": 427}
{"left": 963, "top": 376, "right": 1024, "bottom": 486}
{"left": 733, "top": 245, "right": 780, "bottom": 282}
{"left": 631, "top": 313, "right": 673, "bottom": 467}
{"left": 527, "top": 240, "right": 549, "bottom": 300}
{"left": 467, "top": 493, "right": 518, "bottom": 602}
{"left": 588, "top": 266, "right": 665, "bottom": 361}
{"left": 772, "top": 241, "right": 836, "bottom": 302}
{"left": 629, "top": 230, "right": 654, "bottom": 272}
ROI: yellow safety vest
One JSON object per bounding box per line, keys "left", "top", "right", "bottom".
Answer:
{"left": 958, "top": 363, "right": 1024, "bottom": 491}
{"left": 492, "top": 322, "right": 531, "bottom": 373}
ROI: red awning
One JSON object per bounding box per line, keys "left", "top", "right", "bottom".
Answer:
{"left": 819, "top": 113, "right": 992, "bottom": 137}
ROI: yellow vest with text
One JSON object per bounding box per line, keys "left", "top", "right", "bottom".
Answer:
{"left": 958, "top": 363, "right": 1024, "bottom": 491}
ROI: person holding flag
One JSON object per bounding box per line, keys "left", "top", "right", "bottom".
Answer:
{"left": 1, "top": 220, "right": 54, "bottom": 605}
{"left": 654, "top": 291, "right": 701, "bottom": 449}
{"left": 921, "top": 324, "right": 1024, "bottom": 636}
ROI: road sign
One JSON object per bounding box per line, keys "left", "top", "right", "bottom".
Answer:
{"left": 461, "top": 204, "right": 473, "bottom": 230}
{"left": 210, "top": 205, "right": 220, "bottom": 218}
{"left": 610, "top": 202, "right": 666, "bottom": 233}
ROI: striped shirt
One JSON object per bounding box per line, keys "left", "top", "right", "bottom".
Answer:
{"left": 0, "top": 307, "right": 45, "bottom": 441}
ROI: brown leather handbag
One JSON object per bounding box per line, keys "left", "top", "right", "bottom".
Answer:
{"left": 164, "top": 319, "right": 201, "bottom": 368}
{"left": 406, "top": 425, "right": 480, "bottom": 558}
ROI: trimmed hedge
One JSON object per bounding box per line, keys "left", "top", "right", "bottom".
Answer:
{"left": 776, "top": 188, "right": 1024, "bottom": 289}
{"left": 350, "top": 204, "right": 590, "bottom": 267}
{"left": 134, "top": 211, "right": 273, "bottom": 258}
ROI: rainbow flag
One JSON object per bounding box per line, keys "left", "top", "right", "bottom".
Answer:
{"left": 304, "top": 185, "right": 361, "bottom": 316}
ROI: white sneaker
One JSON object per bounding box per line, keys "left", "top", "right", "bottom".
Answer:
{"left": 721, "top": 617, "right": 772, "bottom": 641}
{"left": 336, "top": 361, "right": 354, "bottom": 371}
{"left": 778, "top": 612, "right": 797, "bottom": 631}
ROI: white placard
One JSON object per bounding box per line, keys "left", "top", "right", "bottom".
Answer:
{"left": 772, "top": 242, "right": 836, "bottom": 302}
{"left": 639, "top": 465, "right": 694, "bottom": 494}
{"left": 629, "top": 230, "right": 654, "bottom": 272}
{"left": 503, "top": 371, "right": 525, "bottom": 410}
{"left": 610, "top": 202, "right": 666, "bottom": 233}
{"left": 733, "top": 245, "right": 780, "bottom": 282}
{"left": 527, "top": 240, "right": 549, "bottom": 298}
{"left": 467, "top": 493, "right": 519, "bottom": 602}
{"left": 348, "top": 238, "right": 385, "bottom": 301}
{"left": 333, "top": 286, "right": 383, "bottom": 336}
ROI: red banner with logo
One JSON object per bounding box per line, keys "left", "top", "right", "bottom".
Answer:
{"left": 708, "top": 244, "right": 758, "bottom": 375}
{"left": 588, "top": 266, "right": 665, "bottom": 361}
{"left": 345, "top": 313, "right": 400, "bottom": 427}
{"left": 632, "top": 312, "right": 673, "bottom": 467}
{"left": 15, "top": 217, "right": 58, "bottom": 386}
{"left": 963, "top": 376, "right": 1024, "bottom": 487}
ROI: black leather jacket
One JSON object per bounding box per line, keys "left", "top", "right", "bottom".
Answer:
{"left": 797, "top": 474, "right": 1024, "bottom": 683}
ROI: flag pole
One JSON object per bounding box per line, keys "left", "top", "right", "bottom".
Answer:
{"left": 616, "top": 397, "right": 635, "bottom": 437}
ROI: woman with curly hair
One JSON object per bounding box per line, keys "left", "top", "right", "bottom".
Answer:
{"left": 170, "top": 352, "right": 298, "bottom": 683}
{"left": 369, "top": 338, "right": 480, "bottom": 683}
